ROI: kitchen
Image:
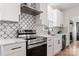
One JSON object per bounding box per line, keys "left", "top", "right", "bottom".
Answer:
{"left": 0, "top": 3, "right": 78, "bottom": 56}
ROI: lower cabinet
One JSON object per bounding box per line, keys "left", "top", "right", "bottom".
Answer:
{"left": 66, "top": 34, "right": 70, "bottom": 47}
{"left": 47, "top": 44, "right": 54, "bottom": 56}
{"left": 53, "top": 35, "right": 62, "bottom": 55}
{"left": 7, "top": 50, "right": 26, "bottom": 56}
{"left": 0, "top": 42, "right": 26, "bottom": 56}
{"left": 47, "top": 36, "right": 62, "bottom": 56}
{"left": 47, "top": 37, "right": 54, "bottom": 56}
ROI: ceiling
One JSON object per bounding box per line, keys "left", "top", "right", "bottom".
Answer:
{"left": 49, "top": 3, "right": 79, "bottom": 11}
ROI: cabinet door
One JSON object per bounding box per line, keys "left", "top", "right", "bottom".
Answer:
{"left": 52, "top": 10, "right": 58, "bottom": 26}
{"left": 56, "top": 10, "right": 61, "bottom": 26}
{"left": 56, "top": 10, "right": 63, "bottom": 27}
{"left": 53, "top": 36, "right": 62, "bottom": 55}
{"left": 7, "top": 50, "right": 26, "bottom": 56}
{"left": 66, "top": 35, "right": 70, "bottom": 46}
{"left": 53, "top": 9, "right": 64, "bottom": 27}
{"left": 40, "top": 3, "right": 48, "bottom": 26}
{"left": 53, "top": 36, "right": 58, "bottom": 55}
{"left": 48, "top": 20, "right": 53, "bottom": 27}
{"left": 36, "top": 3, "right": 48, "bottom": 26}
{"left": 0, "top": 3, "right": 20, "bottom": 22}
{"left": 57, "top": 35, "right": 62, "bottom": 51}
{"left": 59, "top": 12, "right": 64, "bottom": 27}
{"left": 47, "top": 37, "right": 54, "bottom": 56}
{"left": 47, "top": 44, "right": 53, "bottom": 56}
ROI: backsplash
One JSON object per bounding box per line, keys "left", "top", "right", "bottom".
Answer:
{"left": 36, "top": 25, "right": 48, "bottom": 35}
{"left": 0, "top": 13, "right": 62, "bottom": 40}
{"left": 19, "top": 13, "right": 36, "bottom": 30}
{"left": 0, "top": 3, "right": 48, "bottom": 40}
{"left": 0, "top": 3, "right": 62, "bottom": 40}
{"left": 0, "top": 22, "right": 18, "bottom": 39}
{"left": 19, "top": 13, "right": 48, "bottom": 35}
{"left": 0, "top": 13, "right": 37, "bottom": 39}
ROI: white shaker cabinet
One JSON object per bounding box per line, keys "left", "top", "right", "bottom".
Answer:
{"left": 36, "top": 3, "right": 48, "bottom": 27}
{"left": 52, "top": 9, "right": 64, "bottom": 27}
{"left": 47, "top": 35, "right": 62, "bottom": 56}
{"left": 0, "top": 42, "right": 26, "bottom": 56}
{"left": 48, "top": 20, "right": 53, "bottom": 27}
{"left": 53, "top": 35, "right": 62, "bottom": 55}
{"left": 53, "top": 36, "right": 59, "bottom": 55}
{"left": 47, "top": 37, "right": 54, "bottom": 56}
{"left": 57, "top": 35, "right": 62, "bottom": 51}
{"left": 48, "top": 5, "right": 53, "bottom": 27}
{"left": 0, "top": 3, "right": 20, "bottom": 22}
{"left": 66, "top": 34, "right": 70, "bottom": 47}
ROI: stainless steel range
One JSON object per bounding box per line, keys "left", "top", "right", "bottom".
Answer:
{"left": 17, "top": 30, "right": 47, "bottom": 56}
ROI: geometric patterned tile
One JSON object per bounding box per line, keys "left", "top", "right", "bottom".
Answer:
{"left": 19, "top": 13, "right": 36, "bottom": 30}
{"left": 0, "top": 22, "right": 18, "bottom": 39}
{"left": 0, "top": 13, "right": 37, "bottom": 40}
{"left": 0, "top": 3, "right": 50, "bottom": 40}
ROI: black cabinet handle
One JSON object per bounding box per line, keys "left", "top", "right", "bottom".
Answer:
{"left": 58, "top": 40, "right": 60, "bottom": 44}
{"left": 48, "top": 45, "right": 52, "bottom": 47}
{"left": 48, "top": 39, "right": 51, "bottom": 41}
{"left": 11, "top": 47, "right": 21, "bottom": 50}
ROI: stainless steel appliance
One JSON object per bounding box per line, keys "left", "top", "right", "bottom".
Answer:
{"left": 70, "top": 32, "right": 73, "bottom": 44}
{"left": 62, "top": 35, "right": 66, "bottom": 50}
{"left": 17, "top": 30, "right": 47, "bottom": 56}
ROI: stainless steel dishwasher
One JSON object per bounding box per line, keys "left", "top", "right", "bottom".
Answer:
{"left": 62, "top": 35, "right": 66, "bottom": 50}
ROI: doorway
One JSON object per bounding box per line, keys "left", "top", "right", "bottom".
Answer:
{"left": 76, "top": 22, "right": 79, "bottom": 41}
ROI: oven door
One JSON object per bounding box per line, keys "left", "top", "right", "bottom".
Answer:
{"left": 27, "top": 42, "right": 47, "bottom": 56}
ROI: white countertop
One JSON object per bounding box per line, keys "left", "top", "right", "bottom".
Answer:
{"left": 0, "top": 38, "right": 26, "bottom": 46}
{"left": 56, "top": 33, "right": 69, "bottom": 35}
{"left": 37, "top": 34, "right": 53, "bottom": 37}
{"left": 37, "top": 33, "right": 69, "bottom": 38}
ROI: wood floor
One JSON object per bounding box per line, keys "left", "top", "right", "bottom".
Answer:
{"left": 57, "top": 41, "right": 79, "bottom": 56}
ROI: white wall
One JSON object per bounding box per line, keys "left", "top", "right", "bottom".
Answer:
{"left": 63, "top": 7, "right": 79, "bottom": 41}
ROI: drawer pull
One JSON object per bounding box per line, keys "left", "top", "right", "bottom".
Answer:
{"left": 48, "top": 39, "right": 51, "bottom": 41}
{"left": 48, "top": 45, "right": 52, "bottom": 47}
{"left": 11, "top": 47, "right": 21, "bottom": 50}
{"left": 58, "top": 40, "right": 60, "bottom": 44}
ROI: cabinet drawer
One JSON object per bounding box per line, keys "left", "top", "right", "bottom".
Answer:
{"left": 47, "top": 43, "right": 54, "bottom": 56}
{"left": 47, "top": 41, "right": 53, "bottom": 47}
{"left": 47, "top": 40, "right": 52, "bottom": 44}
{"left": 47, "top": 44, "right": 52, "bottom": 47}
{"left": 3, "top": 42, "right": 26, "bottom": 55}
{"left": 7, "top": 50, "right": 26, "bottom": 56}
{"left": 48, "top": 38, "right": 52, "bottom": 41}
{"left": 47, "top": 46, "right": 54, "bottom": 56}
{"left": 47, "top": 38, "right": 53, "bottom": 43}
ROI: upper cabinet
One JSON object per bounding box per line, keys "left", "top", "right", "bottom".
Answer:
{"left": 52, "top": 9, "right": 64, "bottom": 27}
{"left": 36, "top": 3, "right": 49, "bottom": 27}
{"left": 48, "top": 5, "right": 53, "bottom": 27}
{"left": 48, "top": 5, "right": 64, "bottom": 27}
{"left": 0, "top": 3, "right": 20, "bottom": 22}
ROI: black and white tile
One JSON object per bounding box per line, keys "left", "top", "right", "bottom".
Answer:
{"left": 19, "top": 13, "right": 36, "bottom": 30}
{"left": 0, "top": 3, "right": 49, "bottom": 40}
{"left": 0, "top": 22, "right": 18, "bottom": 39}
